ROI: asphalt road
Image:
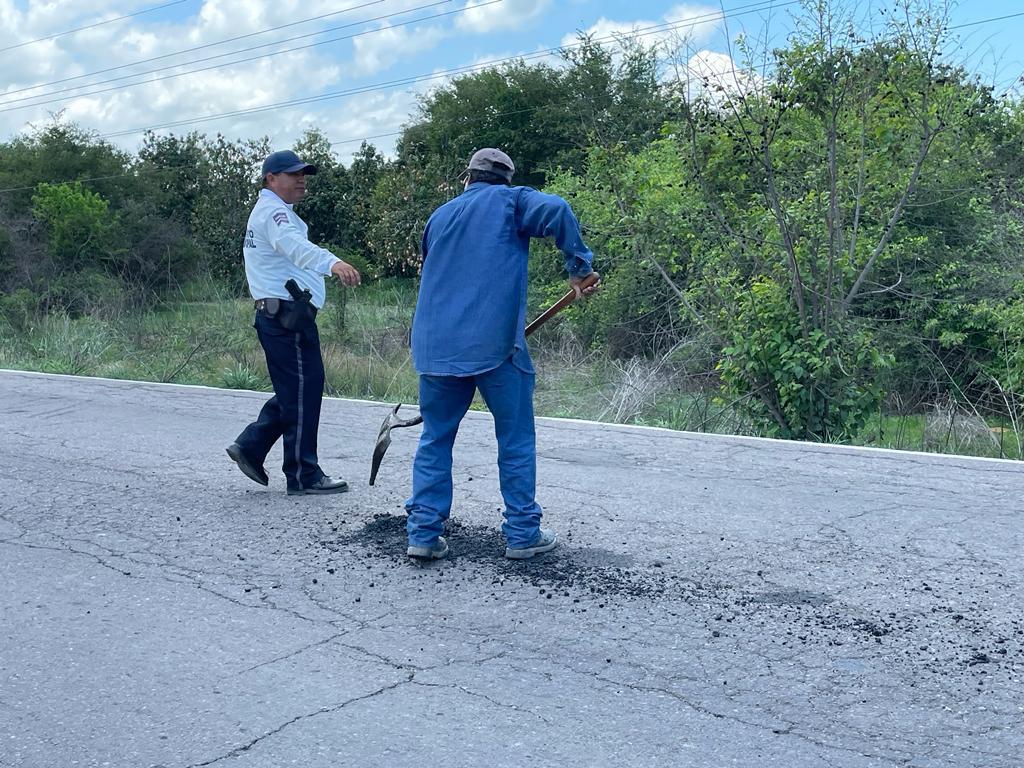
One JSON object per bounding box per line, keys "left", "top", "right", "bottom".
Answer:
{"left": 1, "top": 369, "right": 1022, "bottom": 768}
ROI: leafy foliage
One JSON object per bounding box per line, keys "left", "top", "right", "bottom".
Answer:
{"left": 1, "top": 4, "right": 1022, "bottom": 446}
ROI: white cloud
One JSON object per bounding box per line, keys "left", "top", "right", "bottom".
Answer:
{"left": 678, "top": 49, "right": 762, "bottom": 106}
{"left": 562, "top": 3, "right": 722, "bottom": 50}
{"left": 663, "top": 4, "right": 723, "bottom": 45}
{"left": 320, "top": 88, "right": 424, "bottom": 159}
{"left": 350, "top": 22, "right": 448, "bottom": 76}
{"left": 456, "top": 0, "right": 549, "bottom": 34}
{"left": 0, "top": 0, "right": 453, "bottom": 152}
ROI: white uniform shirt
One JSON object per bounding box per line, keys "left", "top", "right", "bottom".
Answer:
{"left": 243, "top": 188, "right": 339, "bottom": 309}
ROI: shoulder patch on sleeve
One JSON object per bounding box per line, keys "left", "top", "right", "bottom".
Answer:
{"left": 272, "top": 211, "right": 288, "bottom": 226}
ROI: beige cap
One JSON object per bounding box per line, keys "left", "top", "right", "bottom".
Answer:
{"left": 467, "top": 147, "right": 515, "bottom": 182}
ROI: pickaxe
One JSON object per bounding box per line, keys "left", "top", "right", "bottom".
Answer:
{"left": 369, "top": 272, "right": 600, "bottom": 485}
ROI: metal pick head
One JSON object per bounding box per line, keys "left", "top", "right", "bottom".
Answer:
{"left": 369, "top": 404, "right": 424, "bottom": 485}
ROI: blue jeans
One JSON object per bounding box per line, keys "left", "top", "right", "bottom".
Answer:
{"left": 405, "top": 358, "right": 542, "bottom": 549}
{"left": 234, "top": 312, "right": 326, "bottom": 491}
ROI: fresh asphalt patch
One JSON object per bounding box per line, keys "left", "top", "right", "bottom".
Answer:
{"left": 321, "top": 513, "right": 1023, "bottom": 689}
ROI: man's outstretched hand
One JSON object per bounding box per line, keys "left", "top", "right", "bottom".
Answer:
{"left": 331, "top": 260, "right": 361, "bottom": 286}
{"left": 570, "top": 271, "right": 601, "bottom": 300}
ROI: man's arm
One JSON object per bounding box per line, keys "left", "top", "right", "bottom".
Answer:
{"left": 515, "top": 188, "right": 594, "bottom": 278}
{"left": 265, "top": 208, "right": 360, "bottom": 285}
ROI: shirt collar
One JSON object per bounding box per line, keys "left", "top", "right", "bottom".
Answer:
{"left": 260, "top": 187, "right": 293, "bottom": 209}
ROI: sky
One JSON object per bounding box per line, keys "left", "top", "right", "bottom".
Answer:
{"left": 1, "top": 0, "right": 1022, "bottom": 162}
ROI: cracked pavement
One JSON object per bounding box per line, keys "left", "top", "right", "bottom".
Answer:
{"left": 1, "top": 369, "right": 1022, "bottom": 768}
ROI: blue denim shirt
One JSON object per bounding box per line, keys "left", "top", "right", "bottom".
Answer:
{"left": 411, "top": 183, "right": 594, "bottom": 377}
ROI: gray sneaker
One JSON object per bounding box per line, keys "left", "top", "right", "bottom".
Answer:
{"left": 505, "top": 529, "right": 557, "bottom": 560}
{"left": 407, "top": 536, "right": 449, "bottom": 560}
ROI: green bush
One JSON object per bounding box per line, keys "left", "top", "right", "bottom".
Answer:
{"left": 44, "top": 268, "right": 127, "bottom": 317}
{"left": 0, "top": 226, "right": 12, "bottom": 278}
{"left": 220, "top": 361, "right": 268, "bottom": 390}
{"left": 0, "top": 288, "right": 42, "bottom": 333}
{"left": 325, "top": 245, "right": 377, "bottom": 283}
{"left": 31, "top": 182, "right": 117, "bottom": 269}
{"left": 717, "top": 280, "right": 890, "bottom": 442}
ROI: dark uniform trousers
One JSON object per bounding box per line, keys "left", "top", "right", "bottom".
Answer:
{"left": 234, "top": 310, "right": 326, "bottom": 491}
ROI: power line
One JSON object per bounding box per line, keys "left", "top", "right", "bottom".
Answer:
{"left": 1, "top": 2, "right": 1019, "bottom": 193}
{"left": 331, "top": 131, "right": 402, "bottom": 146}
{"left": 0, "top": 0, "right": 391, "bottom": 104}
{"left": 0, "top": 0, "right": 781, "bottom": 116}
{"left": 0, "top": 0, "right": 194, "bottom": 55}
{"left": 0, "top": 0, "right": 464, "bottom": 114}
{"left": 948, "top": 10, "right": 1024, "bottom": 30}
{"left": 93, "top": 1, "right": 1024, "bottom": 141}
{"left": 6, "top": 1, "right": 1020, "bottom": 116}
{"left": 54, "top": 0, "right": 1024, "bottom": 141}
{"left": 96, "top": 1, "right": 791, "bottom": 139}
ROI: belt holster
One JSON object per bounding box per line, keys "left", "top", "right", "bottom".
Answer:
{"left": 279, "top": 280, "right": 317, "bottom": 331}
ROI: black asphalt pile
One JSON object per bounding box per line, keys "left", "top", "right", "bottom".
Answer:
{"left": 323, "top": 512, "right": 696, "bottom": 601}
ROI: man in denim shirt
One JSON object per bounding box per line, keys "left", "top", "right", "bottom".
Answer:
{"left": 406, "top": 148, "right": 598, "bottom": 561}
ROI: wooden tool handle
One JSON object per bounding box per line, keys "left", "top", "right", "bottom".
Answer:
{"left": 524, "top": 272, "right": 599, "bottom": 337}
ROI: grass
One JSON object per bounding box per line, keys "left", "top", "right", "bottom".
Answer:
{"left": 858, "top": 411, "right": 1022, "bottom": 460}
{"left": 1, "top": 277, "right": 1020, "bottom": 461}
{"left": 0, "top": 278, "right": 420, "bottom": 401}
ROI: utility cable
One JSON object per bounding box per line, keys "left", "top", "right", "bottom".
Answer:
{"left": 1, "top": 3, "right": 1020, "bottom": 189}
{"left": 0, "top": 0, "right": 390, "bottom": 103}
{"left": 97, "top": 2, "right": 793, "bottom": 138}
{"left": 4, "top": 0, "right": 773, "bottom": 107}
{"left": 94, "top": 1, "right": 1023, "bottom": 138}
{"left": 0, "top": 0, "right": 194, "bottom": 55}
{"left": 0, "top": 0, "right": 463, "bottom": 113}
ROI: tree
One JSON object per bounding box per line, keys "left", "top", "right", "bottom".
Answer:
{"left": 32, "top": 182, "right": 116, "bottom": 268}
{"left": 0, "top": 119, "right": 131, "bottom": 214}
{"left": 188, "top": 133, "right": 270, "bottom": 281}
{"left": 343, "top": 141, "right": 385, "bottom": 259}
{"left": 293, "top": 127, "right": 349, "bottom": 246}
{"left": 667, "top": 0, "right": 980, "bottom": 439}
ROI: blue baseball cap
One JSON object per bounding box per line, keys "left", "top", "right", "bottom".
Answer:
{"left": 261, "top": 150, "right": 317, "bottom": 178}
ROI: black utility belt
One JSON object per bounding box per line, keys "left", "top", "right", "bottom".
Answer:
{"left": 254, "top": 297, "right": 317, "bottom": 331}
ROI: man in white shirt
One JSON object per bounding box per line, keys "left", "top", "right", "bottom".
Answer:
{"left": 226, "top": 150, "right": 361, "bottom": 495}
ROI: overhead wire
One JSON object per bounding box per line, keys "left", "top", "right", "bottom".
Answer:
{"left": 0, "top": 0, "right": 471, "bottom": 114}
{"left": 5, "top": 2, "right": 1021, "bottom": 115}
{"left": 0, "top": 0, "right": 785, "bottom": 116}
{"left": 0, "top": 0, "right": 390, "bottom": 102}
{"left": 0, "top": 0, "right": 194, "bottom": 55}
{"left": 96, "top": 1, "right": 793, "bottom": 139}
{"left": 1, "top": 0, "right": 776, "bottom": 105}
{"left": 92, "top": 2, "right": 1024, "bottom": 140}
{"left": 0, "top": 1, "right": 1020, "bottom": 193}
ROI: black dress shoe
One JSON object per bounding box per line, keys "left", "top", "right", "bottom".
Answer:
{"left": 226, "top": 443, "right": 269, "bottom": 486}
{"left": 287, "top": 476, "right": 349, "bottom": 495}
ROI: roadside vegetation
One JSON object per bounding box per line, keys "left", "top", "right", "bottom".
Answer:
{"left": 1, "top": 0, "right": 1022, "bottom": 461}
